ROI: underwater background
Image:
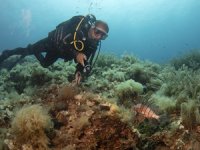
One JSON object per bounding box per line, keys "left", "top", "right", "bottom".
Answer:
{"left": 1, "top": 0, "right": 200, "bottom": 149}
{"left": 0, "top": 0, "right": 200, "bottom": 63}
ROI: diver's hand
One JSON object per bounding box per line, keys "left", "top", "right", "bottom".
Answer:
{"left": 76, "top": 53, "right": 87, "bottom": 66}
{"left": 72, "top": 71, "right": 82, "bottom": 86}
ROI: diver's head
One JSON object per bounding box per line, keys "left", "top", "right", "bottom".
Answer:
{"left": 88, "top": 20, "right": 109, "bottom": 41}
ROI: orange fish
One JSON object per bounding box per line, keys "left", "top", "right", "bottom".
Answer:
{"left": 133, "top": 103, "right": 159, "bottom": 120}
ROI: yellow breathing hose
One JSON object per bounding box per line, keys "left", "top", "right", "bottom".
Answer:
{"left": 70, "top": 17, "right": 85, "bottom": 51}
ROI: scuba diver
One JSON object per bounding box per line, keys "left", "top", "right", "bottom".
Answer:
{"left": 0, "top": 14, "right": 109, "bottom": 85}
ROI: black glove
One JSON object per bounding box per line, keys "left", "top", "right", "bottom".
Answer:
{"left": 82, "top": 61, "right": 91, "bottom": 76}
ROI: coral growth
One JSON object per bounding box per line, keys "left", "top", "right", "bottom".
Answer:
{"left": 181, "top": 100, "right": 200, "bottom": 130}
{"left": 10, "top": 104, "right": 52, "bottom": 150}
{"left": 171, "top": 50, "right": 200, "bottom": 70}
{"left": 115, "top": 79, "right": 143, "bottom": 107}
{"left": 37, "top": 85, "right": 139, "bottom": 149}
{"left": 1, "top": 52, "right": 200, "bottom": 149}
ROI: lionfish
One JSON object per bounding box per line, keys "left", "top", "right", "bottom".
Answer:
{"left": 133, "top": 103, "right": 159, "bottom": 120}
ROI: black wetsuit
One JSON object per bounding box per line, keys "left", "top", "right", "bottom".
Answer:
{"left": 0, "top": 15, "right": 98, "bottom": 74}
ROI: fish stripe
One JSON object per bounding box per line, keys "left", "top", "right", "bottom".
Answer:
{"left": 133, "top": 103, "right": 159, "bottom": 120}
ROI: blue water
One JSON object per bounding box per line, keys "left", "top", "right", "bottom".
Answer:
{"left": 0, "top": 0, "right": 200, "bottom": 63}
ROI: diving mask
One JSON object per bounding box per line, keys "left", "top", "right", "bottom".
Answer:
{"left": 94, "top": 27, "right": 108, "bottom": 40}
